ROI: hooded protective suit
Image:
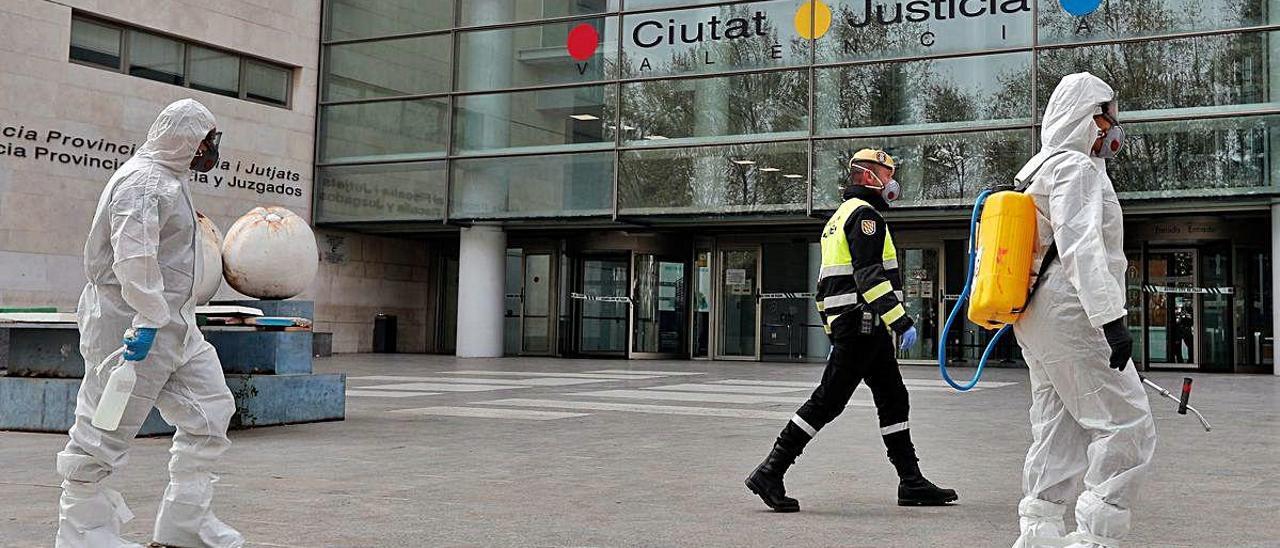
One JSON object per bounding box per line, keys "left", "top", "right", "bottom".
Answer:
{"left": 1009, "top": 73, "right": 1157, "bottom": 548}
{"left": 57, "top": 99, "right": 242, "bottom": 548}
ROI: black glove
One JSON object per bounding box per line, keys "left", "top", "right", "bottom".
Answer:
{"left": 1102, "top": 318, "right": 1132, "bottom": 371}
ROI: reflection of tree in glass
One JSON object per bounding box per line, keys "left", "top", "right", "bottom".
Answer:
{"left": 619, "top": 143, "right": 808, "bottom": 213}
{"left": 1037, "top": 15, "right": 1268, "bottom": 192}
{"left": 1037, "top": 0, "right": 1261, "bottom": 43}
{"left": 617, "top": 4, "right": 811, "bottom": 213}
{"left": 817, "top": 0, "right": 945, "bottom": 61}
{"left": 819, "top": 2, "right": 917, "bottom": 130}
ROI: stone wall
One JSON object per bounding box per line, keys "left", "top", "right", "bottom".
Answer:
{"left": 311, "top": 230, "right": 431, "bottom": 353}
{"left": 0, "top": 1, "right": 435, "bottom": 355}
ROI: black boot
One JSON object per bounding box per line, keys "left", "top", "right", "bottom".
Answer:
{"left": 745, "top": 423, "right": 809, "bottom": 512}
{"left": 894, "top": 461, "right": 958, "bottom": 506}
{"left": 884, "top": 428, "right": 957, "bottom": 506}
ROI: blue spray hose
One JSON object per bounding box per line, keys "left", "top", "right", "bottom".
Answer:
{"left": 937, "top": 189, "right": 1011, "bottom": 391}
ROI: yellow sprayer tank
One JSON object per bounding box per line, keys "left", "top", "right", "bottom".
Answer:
{"left": 968, "top": 191, "right": 1038, "bottom": 330}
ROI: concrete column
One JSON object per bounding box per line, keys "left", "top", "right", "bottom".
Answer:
{"left": 1273, "top": 202, "right": 1279, "bottom": 375}
{"left": 457, "top": 225, "right": 507, "bottom": 358}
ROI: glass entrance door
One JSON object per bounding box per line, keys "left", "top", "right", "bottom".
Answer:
{"left": 632, "top": 255, "right": 686, "bottom": 356}
{"left": 503, "top": 249, "right": 556, "bottom": 356}
{"left": 898, "top": 247, "right": 942, "bottom": 362}
{"left": 1238, "top": 247, "right": 1273, "bottom": 370}
{"left": 522, "top": 253, "right": 554, "bottom": 355}
{"left": 760, "top": 242, "right": 811, "bottom": 361}
{"left": 718, "top": 248, "right": 759, "bottom": 359}
{"left": 1146, "top": 250, "right": 1199, "bottom": 369}
{"left": 577, "top": 255, "right": 630, "bottom": 356}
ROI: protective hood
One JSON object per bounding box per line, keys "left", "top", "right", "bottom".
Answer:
{"left": 135, "top": 99, "right": 216, "bottom": 172}
{"left": 1039, "top": 72, "right": 1114, "bottom": 155}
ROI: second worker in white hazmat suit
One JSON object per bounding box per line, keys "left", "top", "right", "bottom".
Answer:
{"left": 1010, "top": 73, "right": 1158, "bottom": 548}
{"left": 56, "top": 99, "right": 243, "bottom": 548}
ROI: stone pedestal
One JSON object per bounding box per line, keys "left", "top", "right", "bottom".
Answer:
{"left": 0, "top": 300, "right": 345, "bottom": 433}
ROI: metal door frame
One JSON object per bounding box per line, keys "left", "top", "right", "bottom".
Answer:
{"left": 690, "top": 244, "right": 715, "bottom": 360}
{"left": 715, "top": 244, "right": 763, "bottom": 361}
{"left": 1144, "top": 247, "right": 1201, "bottom": 370}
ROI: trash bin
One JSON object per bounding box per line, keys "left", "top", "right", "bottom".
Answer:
{"left": 373, "top": 314, "right": 397, "bottom": 353}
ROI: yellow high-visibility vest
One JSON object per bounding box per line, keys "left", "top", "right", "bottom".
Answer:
{"left": 817, "top": 198, "right": 903, "bottom": 333}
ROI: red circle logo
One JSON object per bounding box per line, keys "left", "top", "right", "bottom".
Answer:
{"left": 566, "top": 23, "right": 599, "bottom": 61}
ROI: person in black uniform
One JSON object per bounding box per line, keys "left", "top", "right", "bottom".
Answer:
{"left": 745, "top": 149, "right": 958, "bottom": 512}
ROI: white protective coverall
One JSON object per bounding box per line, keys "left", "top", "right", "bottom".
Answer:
{"left": 1010, "top": 73, "right": 1158, "bottom": 547}
{"left": 57, "top": 99, "right": 242, "bottom": 548}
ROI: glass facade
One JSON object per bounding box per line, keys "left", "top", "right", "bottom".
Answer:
{"left": 316, "top": 0, "right": 1280, "bottom": 224}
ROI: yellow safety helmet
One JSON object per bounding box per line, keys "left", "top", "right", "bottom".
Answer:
{"left": 849, "top": 148, "right": 896, "bottom": 172}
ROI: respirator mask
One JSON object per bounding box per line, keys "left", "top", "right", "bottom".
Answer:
{"left": 1093, "top": 101, "right": 1124, "bottom": 159}
{"left": 191, "top": 129, "right": 222, "bottom": 173}
{"left": 849, "top": 161, "right": 901, "bottom": 202}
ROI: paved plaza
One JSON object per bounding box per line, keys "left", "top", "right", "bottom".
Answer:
{"left": 2, "top": 355, "right": 1276, "bottom": 547}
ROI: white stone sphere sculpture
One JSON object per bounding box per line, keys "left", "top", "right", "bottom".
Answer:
{"left": 221, "top": 206, "right": 319, "bottom": 300}
{"left": 194, "top": 212, "right": 225, "bottom": 305}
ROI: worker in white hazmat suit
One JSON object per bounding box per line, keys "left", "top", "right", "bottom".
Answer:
{"left": 1010, "top": 73, "right": 1157, "bottom": 547}
{"left": 57, "top": 99, "right": 243, "bottom": 548}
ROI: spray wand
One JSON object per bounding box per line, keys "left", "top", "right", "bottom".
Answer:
{"left": 1139, "top": 375, "right": 1212, "bottom": 432}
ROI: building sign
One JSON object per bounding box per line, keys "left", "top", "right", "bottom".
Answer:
{"left": 1134, "top": 218, "right": 1230, "bottom": 242}
{"left": 579, "top": 0, "right": 1046, "bottom": 77}
{"left": 0, "top": 119, "right": 307, "bottom": 203}
{"left": 1, "top": 122, "right": 137, "bottom": 172}
{"left": 615, "top": 0, "right": 808, "bottom": 78}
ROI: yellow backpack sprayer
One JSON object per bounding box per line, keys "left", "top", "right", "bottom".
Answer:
{"left": 937, "top": 151, "right": 1065, "bottom": 391}
{"left": 937, "top": 151, "right": 1212, "bottom": 431}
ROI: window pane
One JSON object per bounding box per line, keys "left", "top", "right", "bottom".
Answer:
{"left": 815, "top": 0, "right": 1032, "bottom": 63}
{"left": 1038, "top": 32, "right": 1274, "bottom": 118}
{"left": 621, "top": 70, "right": 808, "bottom": 145}
{"left": 1110, "top": 115, "right": 1279, "bottom": 198}
{"left": 620, "top": 1, "right": 811, "bottom": 78}
{"left": 324, "top": 35, "right": 450, "bottom": 101}
{"left": 813, "top": 129, "right": 1034, "bottom": 209}
{"left": 188, "top": 46, "right": 240, "bottom": 97}
{"left": 816, "top": 52, "right": 1032, "bottom": 136}
{"left": 1038, "top": 0, "right": 1272, "bottom": 45}
{"left": 460, "top": 0, "right": 618, "bottom": 25}
{"left": 619, "top": 141, "right": 808, "bottom": 215}
{"left": 319, "top": 99, "right": 448, "bottom": 163}
{"left": 244, "top": 61, "right": 290, "bottom": 106}
{"left": 128, "top": 31, "right": 184, "bottom": 85}
{"left": 451, "top": 152, "right": 615, "bottom": 219}
{"left": 456, "top": 17, "right": 618, "bottom": 92}
{"left": 316, "top": 162, "right": 447, "bottom": 222}
{"left": 70, "top": 18, "right": 121, "bottom": 69}
{"left": 324, "top": 0, "right": 453, "bottom": 41}
{"left": 453, "top": 85, "right": 618, "bottom": 155}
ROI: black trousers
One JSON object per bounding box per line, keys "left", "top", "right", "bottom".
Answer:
{"left": 780, "top": 328, "right": 919, "bottom": 476}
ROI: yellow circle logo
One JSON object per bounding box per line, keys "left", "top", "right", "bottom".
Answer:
{"left": 794, "top": 0, "right": 832, "bottom": 40}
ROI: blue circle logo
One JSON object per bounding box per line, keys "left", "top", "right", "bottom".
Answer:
{"left": 1060, "top": 0, "right": 1103, "bottom": 16}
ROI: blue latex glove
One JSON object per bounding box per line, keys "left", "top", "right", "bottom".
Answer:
{"left": 898, "top": 326, "right": 918, "bottom": 351}
{"left": 122, "top": 327, "right": 157, "bottom": 361}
